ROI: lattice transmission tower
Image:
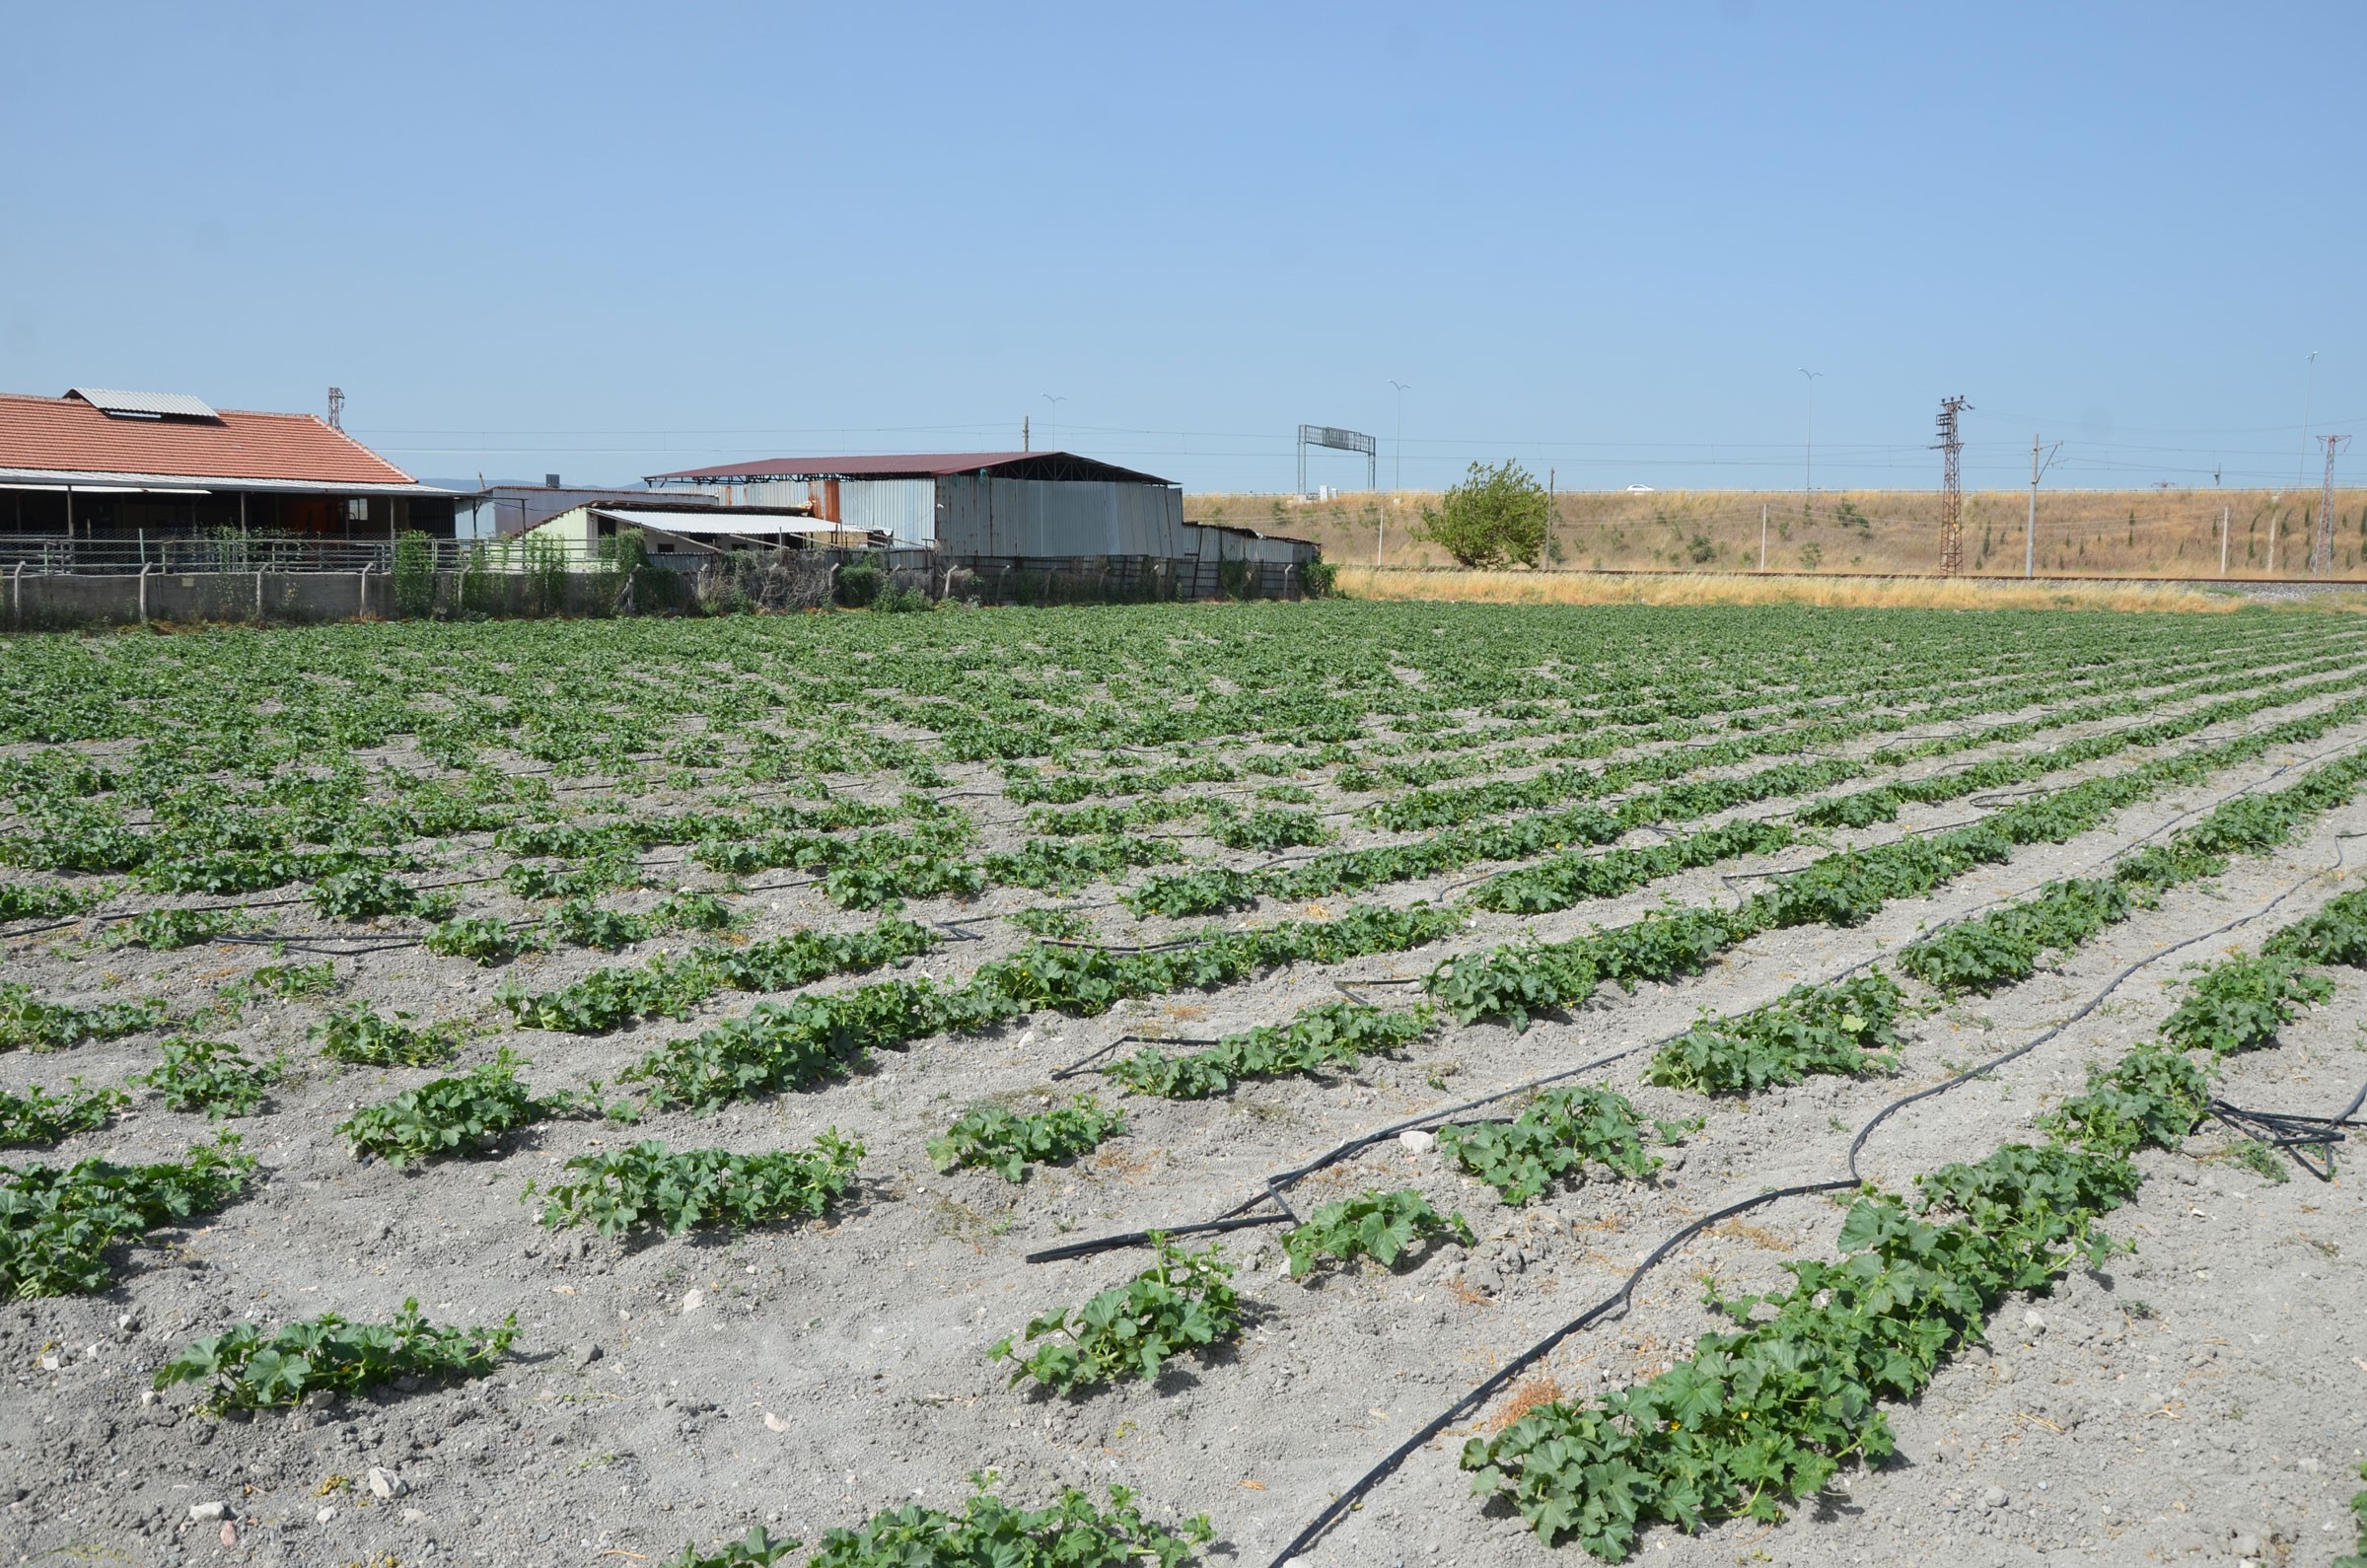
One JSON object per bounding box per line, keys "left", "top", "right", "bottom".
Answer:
{"left": 1935, "top": 395, "right": 1972, "bottom": 576}
{"left": 2314, "top": 433, "right": 2351, "bottom": 575}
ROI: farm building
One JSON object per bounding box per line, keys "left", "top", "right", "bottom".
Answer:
{"left": 522, "top": 500, "right": 889, "bottom": 561}
{"left": 0, "top": 388, "right": 456, "bottom": 545}
{"left": 644, "top": 449, "right": 1319, "bottom": 573}
{"left": 646, "top": 450, "right": 1188, "bottom": 556}
{"left": 468, "top": 479, "right": 719, "bottom": 539}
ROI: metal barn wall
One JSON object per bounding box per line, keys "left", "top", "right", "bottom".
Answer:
{"left": 934, "top": 476, "right": 1183, "bottom": 556}
{"left": 738, "top": 478, "right": 935, "bottom": 544}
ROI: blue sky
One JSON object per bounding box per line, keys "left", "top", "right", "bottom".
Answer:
{"left": 4, "top": 3, "right": 2361, "bottom": 494}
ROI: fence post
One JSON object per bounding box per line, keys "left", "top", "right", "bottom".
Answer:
{"left": 9, "top": 561, "right": 19, "bottom": 630}
{"left": 255, "top": 569, "right": 264, "bottom": 621}
{"left": 359, "top": 565, "right": 369, "bottom": 620}
{"left": 138, "top": 562, "right": 152, "bottom": 624}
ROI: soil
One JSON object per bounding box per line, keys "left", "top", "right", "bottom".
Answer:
{"left": 4, "top": 665, "right": 2365, "bottom": 1568}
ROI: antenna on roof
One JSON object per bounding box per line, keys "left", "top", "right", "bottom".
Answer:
{"left": 326, "top": 388, "right": 345, "bottom": 430}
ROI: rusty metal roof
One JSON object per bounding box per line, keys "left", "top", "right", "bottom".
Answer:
{"left": 646, "top": 451, "right": 1175, "bottom": 486}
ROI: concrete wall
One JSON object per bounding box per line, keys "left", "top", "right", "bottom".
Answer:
{"left": 4, "top": 568, "right": 390, "bottom": 629}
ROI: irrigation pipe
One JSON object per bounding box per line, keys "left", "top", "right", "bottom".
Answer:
{"left": 1262, "top": 834, "right": 2361, "bottom": 1568}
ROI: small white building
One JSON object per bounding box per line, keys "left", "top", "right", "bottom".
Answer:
{"left": 521, "top": 501, "right": 887, "bottom": 562}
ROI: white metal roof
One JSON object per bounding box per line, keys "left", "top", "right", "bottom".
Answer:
{"left": 65, "top": 388, "right": 222, "bottom": 421}
{"left": 593, "top": 507, "right": 865, "bottom": 537}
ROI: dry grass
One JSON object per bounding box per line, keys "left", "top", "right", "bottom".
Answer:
{"left": 1489, "top": 1374, "right": 1567, "bottom": 1431}
{"left": 1331, "top": 564, "right": 2286, "bottom": 614}
{"left": 1209, "top": 486, "right": 2367, "bottom": 579}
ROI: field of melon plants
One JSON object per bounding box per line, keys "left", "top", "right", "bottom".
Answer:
{"left": 5, "top": 600, "right": 2367, "bottom": 1568}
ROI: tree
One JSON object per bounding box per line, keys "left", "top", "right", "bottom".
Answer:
{"left": 1416, "top": 461, "right": 1549, "bottom": 568}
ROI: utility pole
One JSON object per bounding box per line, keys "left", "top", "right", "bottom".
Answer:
{"left": 1546, "top": 467, "right": 1556, "bottom": 567}
{"left": 1935, "top": 395, "right": 1971, "bottom": 576}
{"left": 1387, "top": 381, "right": 1409, "bottom": 492}
{"left": 1022, "top": 414, "right": 1030, "bottom": 453}
{"left": 2313, "top": 433, "right": 2351, "bottom": 575}
{"left": 1798, "top": 369, "right": 1822, "bottom": 501}
{"left": 2219, "top": 505, "right": 2230, "bottom": 576}
{"left": 326, "top": 387, "right": 345, "bottom": 430}
{"left": 2025, "top": 432, "right": 2060, "bottom": 579}
{"left": 1760, "top": 502, "right": 1769, "bottom": 570}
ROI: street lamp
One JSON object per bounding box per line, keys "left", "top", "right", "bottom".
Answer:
{"left": 1798, "top": 368, "right": 1822, "bottom": 500}
{"left": 1040, "top": 392, "right": 1067, "bottom": 454}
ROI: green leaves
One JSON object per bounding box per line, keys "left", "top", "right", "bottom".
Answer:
{"left": 929, "top": 1096, "right": 1124, "bottom": 1183}
{"left": 312, "top": 1001, "right": 465, "bottom": 1067}
{"left": 139, "top": 1035, "right": 288, "bottom": 1117}
{"left": 990, "top": 1237, "right": 1241, "bottom": 1394}
{"left": 338, "top": 1049, "right": 560, "bottom": 1165}
{"left": 0, "top": 982, "right": 170, "bottom": 1053}
{"left": 806, "top": 1473, "right": 1211, "bottom": 1568}
{"left": 1441, "top": 1086, "right": 1678, "bottom": 1205}
{"left": 0, "top": 1137, "right": 252, "bottom": 1298}
{"left": 1109, "top": 1002, "right": 1432, "bottom": 1099}
{"left": 0, "top": 1079, "right": 127, "bottom": 1146}
{"left": 1648, "top": 975, "right": 1903, "bottom": 1097}
{"left": 152, "top": 1297, "right": 518, "bottom": 1414}
{"left": 1282, "top": 1188, "right": 1473, "bottom": 1278}
{"left": 2159, "top": 954, "right": 2332, "bottom": 1057}
{"left": 532, "top": 1132, "right": 862, "bottom": 1237}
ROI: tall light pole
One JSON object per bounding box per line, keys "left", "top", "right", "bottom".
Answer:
{"left": 1798, "top": 368, "right": 1822, "bottom": 501}
{"left": 2297, "top": 351, "right": 2319, "bottom": 489}
{"left": 1040, "top": 392, "right": 1066, "bottom": 454}
{"left": 1386, "top": 380, "right": 1409, "bottom": 493}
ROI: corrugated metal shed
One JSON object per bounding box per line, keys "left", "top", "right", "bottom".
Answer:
{"left": 648, "top": 451, "right": 1174, "bottom": 486}
{"left": 741, "top": 478, "right": 936, "bottom": 544}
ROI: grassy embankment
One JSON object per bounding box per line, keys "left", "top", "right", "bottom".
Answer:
{"left": 1199, "top": 487, "right": 2367, "bottom": 580}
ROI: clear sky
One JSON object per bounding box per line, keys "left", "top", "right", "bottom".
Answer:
{"left": 5, "top": 3, "right": 2361, "bottom": 495}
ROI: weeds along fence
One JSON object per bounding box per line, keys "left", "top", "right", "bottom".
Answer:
{"left": 0, "top": 532, "right": 1319, "bottom": 630}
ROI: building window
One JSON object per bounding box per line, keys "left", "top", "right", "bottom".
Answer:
{"left": 346, "top": 498, "right": 370, "bottom": 521}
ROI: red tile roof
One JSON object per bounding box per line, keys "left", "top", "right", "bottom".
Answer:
{"left": 0, "top": 392, "right": 416, "bottom": 486}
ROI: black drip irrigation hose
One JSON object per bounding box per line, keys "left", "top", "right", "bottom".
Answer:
{"left": 2204, "top": 1091, "right": 2365, "bottom": 1182}
{"left": 1258, "top": 838, "right": 2360, "bottom": 1568}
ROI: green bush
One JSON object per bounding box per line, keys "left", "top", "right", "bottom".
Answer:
{"left": 1416, "top": 460, "right": 1550, "bottom": 569}
{"left": 392, "top": 531, "right": 437, "bottom": 618}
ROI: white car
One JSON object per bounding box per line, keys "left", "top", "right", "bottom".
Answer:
{"left": 1625, "top": 483, "right": 1655, "bottom": 493}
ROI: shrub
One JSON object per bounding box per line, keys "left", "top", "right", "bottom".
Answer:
{"left": 153, "top": 1297, "right": 516, "bottom": 1413}
{"left": 929, "top": 1096, "right": 1123, "bottom": 1182}
{"left": 1416, "top": 460, "right": 1550, "bottom": 569}
{"left": 990, "top": 1237, "right": 1240, "bottom": 1393}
